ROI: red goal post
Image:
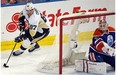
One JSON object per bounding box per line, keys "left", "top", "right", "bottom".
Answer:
{"left": 57, "top": 11, "right": 115, "bottom": 74}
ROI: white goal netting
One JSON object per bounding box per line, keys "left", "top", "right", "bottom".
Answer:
{"left": 37, "top": 11, "right": 115, "bottom": 74}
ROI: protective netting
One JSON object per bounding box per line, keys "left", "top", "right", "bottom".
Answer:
{"left": 37, "top": 12, "right": 115, "bottom": 74}
{"left": 37, "top": 19, "right": 78, "bottom": 74}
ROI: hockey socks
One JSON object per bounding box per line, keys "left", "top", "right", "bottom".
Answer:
{"left": 13, "top": 45, "right": 26, "bottom": 56}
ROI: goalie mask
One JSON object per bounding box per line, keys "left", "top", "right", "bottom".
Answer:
{"left": 98, "top": 20, "right": 108, "bottom": 31}
{"left": 25, "top": 3, "right": 34, "bottom": 10}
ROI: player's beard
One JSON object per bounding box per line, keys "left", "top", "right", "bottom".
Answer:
{"left": 27, "top": 10, "right": 34, "bottom": 17}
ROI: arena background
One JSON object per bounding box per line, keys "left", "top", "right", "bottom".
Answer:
{"left": 1, "top": 0, "right": 115, "bottom": 51}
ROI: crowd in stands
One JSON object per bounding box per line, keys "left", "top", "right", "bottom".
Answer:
{"left": 1, "top": 0, "right": 64, "bottom": 7}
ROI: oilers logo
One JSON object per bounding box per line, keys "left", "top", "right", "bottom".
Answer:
{"left": 107, "top": 35, "right": 113, "bottom": 46}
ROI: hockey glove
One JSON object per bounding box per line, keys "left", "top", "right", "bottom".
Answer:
{"left": 102, "top": 42, "right": 115, "bottom": 56}
{"left": 20, "top": 24, "right": 25, "bottom": 31}
{"left": 18, "top": 16, "right": 25, "bottom": 31}
{"left": 107, "top": 48, "right": 115, "bottom": 56}
{"left": 15, "top": 35, "right": 23, "bottom": 43}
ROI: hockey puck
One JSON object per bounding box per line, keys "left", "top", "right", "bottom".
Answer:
{"left": 3, "top": 63, "right": 9, "bottom": 68}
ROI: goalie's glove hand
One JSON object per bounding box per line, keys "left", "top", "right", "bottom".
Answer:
{"left": 15, "top": 35, "right": 23, "bottom": 43}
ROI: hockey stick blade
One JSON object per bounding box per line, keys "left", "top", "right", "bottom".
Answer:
{"left": 3, "top": 63, "right": 9, "bottom": 68}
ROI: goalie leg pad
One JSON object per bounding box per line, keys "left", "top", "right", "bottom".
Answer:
{"left": 75, "top": 59, "right": 107, "bottom": 74}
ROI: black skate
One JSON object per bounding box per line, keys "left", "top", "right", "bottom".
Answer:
{"left": 13, "top": 50, "right": 24, "bottom": 56}
{"left": 28, "top": 43, "right": 40, "bottom": 52}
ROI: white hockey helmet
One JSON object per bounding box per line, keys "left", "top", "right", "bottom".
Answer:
{"left": 98, "top": 20, "right": 108, "bottom": 31}
{"left": 25, "top": 3, "right": 34, "bottom": 10}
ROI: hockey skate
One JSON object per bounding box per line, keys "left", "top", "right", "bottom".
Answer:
{"left": 28, "top": 43, "right": 40, "bottom": 52}
{"left": 13, "top": 49, "right": 24, "bottom": 56}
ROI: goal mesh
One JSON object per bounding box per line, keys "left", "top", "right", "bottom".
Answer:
{"left": 37, "top": 11, "right": 115, "bottom": 74}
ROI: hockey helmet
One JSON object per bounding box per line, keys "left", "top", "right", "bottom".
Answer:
{"left": 98, "top": 20, "right": 108, "bottom": 31}
{"left": 25, "top": 3, "right": 34, "bottom": 10}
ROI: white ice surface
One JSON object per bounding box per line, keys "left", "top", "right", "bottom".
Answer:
{"left": 1, "top": 43, "right": 115, "bottom": 75}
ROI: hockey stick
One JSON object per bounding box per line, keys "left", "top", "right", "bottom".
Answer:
{"left": 3, "top": 42, "right": 18, "bottom": 68}
{"left": 3, "top": 31, "right": 23, "bottom": 68}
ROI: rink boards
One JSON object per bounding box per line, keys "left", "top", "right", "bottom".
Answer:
{"left": 1, "top": 31, "right": 93, "bottom": 51}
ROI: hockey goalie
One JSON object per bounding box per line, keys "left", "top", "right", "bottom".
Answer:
{"left": 75, "top": 20, "right": 115, "bottom": 74}
{"left": 88, "top": 20, "right": 115, "bottom": 69}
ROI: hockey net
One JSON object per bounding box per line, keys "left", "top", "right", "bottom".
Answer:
{"left": 37, "top": 11, "right": 115, "bottom": 74}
